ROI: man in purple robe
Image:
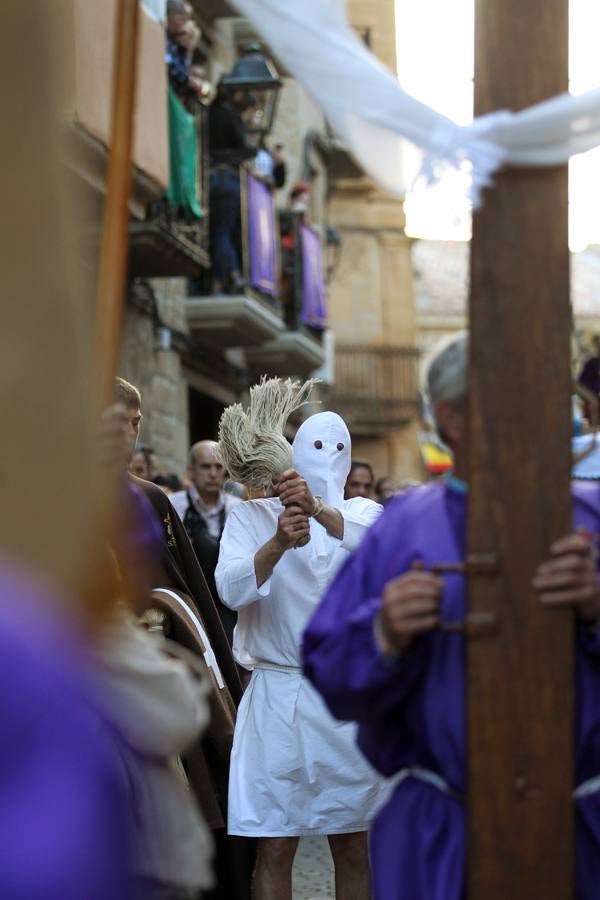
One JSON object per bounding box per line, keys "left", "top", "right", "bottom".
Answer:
{"left": 303, "top": 333, "right": 600, "bottom": 900}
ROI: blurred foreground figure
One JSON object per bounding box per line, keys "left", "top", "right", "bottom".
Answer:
{"left": 96, "top": 413, "right": 215, "bottom": 897}
{"left": 108, "top": 385, "right": 254, "bottom": 900}
{"left": 112, "top": 380, "right": 242, "bottom": 700}
{"left": 578, "top": 334, "right": 600, "bottom": 398}
{"left": 0, "top": 565, "right": 131, "bottom": 900}
{"left": 95, "top": 600, "right": 214, "bottom": 898}
{"left": 216, "top": 412, "right": 386, "bottom": 900}
{"left": 304, "top": 334, "right": 600, "bottom": 900}
{"left": 0, "top": 2, "right": 138, "bottom": 895}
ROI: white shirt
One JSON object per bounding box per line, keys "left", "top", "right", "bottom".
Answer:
{"left": 215, "top": 495, "right": 381, "bottom": 669}
{"left": 170, "top": 485, "right": 241, "bottom": 538}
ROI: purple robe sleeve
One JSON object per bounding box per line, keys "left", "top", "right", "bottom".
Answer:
{"left": 574, "top": 483, "right": 600, "bottom": 663}
{"left": 303, "top": 498, "right": 428, "bottom": 723}
{"left": 0, "top": 568, "right": 132, "bottom": 900}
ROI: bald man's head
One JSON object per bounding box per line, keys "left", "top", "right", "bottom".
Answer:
{"left": 188, "top": 440, "right": 225, "bottom": 498}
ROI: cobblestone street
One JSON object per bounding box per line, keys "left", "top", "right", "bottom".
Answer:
{"left": 293, "top": 837, "right": 335, "bottom": 899}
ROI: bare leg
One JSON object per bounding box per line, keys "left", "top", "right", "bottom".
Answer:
{"left": 328, "top": 831, "right": 371, "bottom": 900}
{"left": 251, "top": 836, "right": 299, "bottom": 900}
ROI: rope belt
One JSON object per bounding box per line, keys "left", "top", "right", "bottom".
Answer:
{"left": 254, "top": 661, "right": 303, "bottom": 675}
{"left": 574, "top": 774, "right": 600, "bottom": 799}
{"left": 397, "top": 767, "right": 464, "bottom": 803}
{"left": 398, "top": 767, "right": 600, "bottom": 803}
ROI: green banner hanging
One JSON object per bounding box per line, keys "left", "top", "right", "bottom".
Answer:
{"left": 166, "top": 86, "right": 203, "bottom": 220}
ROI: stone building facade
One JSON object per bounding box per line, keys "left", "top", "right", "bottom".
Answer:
{"left": 325, "top": 0, "right": 422, "bottom": 482}
{"left": 73, "top": 0, "right": 422, "bottom": 484}
{"left": 413, "top": 238, "right": 600, "bottom": 366}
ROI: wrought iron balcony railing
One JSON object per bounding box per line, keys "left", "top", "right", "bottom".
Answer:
{"left": 129, "top": 100, "right": 210, "bottom": 277}
{"left": 327, "top": 344, "right": 421, "bottom": 430}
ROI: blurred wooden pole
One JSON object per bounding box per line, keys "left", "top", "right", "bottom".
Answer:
{"left": 0, "top": 1, "right": 100, "bottom": 592}
{"left": 94, "top": 0, "right": 140, "bottom": 404}
{"left": 467, "top": 0, "right": 572, "bottom": 896}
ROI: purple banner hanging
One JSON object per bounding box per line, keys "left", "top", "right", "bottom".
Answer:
{"left": 247, "top": 173, "right": 278, "bottom": 297}
{"left": 300, "top": 224, "right": 327, "bottom": 330}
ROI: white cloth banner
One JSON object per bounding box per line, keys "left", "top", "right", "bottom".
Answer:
{"left": 230, "top": 0, "right": 600, "bottom": 204}
{"left": 141, "top": 0, "right": 166, "bottom": 22}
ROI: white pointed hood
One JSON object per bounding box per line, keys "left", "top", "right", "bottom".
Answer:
{"left": 292, "top": 412, "right": 351, "bottom": 506}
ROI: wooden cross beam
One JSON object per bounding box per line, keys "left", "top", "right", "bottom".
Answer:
{"left": 467, "top": 1, "right": 572, "bottom": 896}
{"left": 94, "top": 0, "right": 140, "bottom": 406}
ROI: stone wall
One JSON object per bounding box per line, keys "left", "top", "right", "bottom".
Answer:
{"left": 117, "top": 286, "right": 190, "bottom": 479}
{"left": 348, "top": 0, "right": 398, "bottom": 70}
{"left": 324, "top": 1, "right": 422, "bottom": 481}
{"left": 352, "top": 421, "right": 425, "bottom": 485}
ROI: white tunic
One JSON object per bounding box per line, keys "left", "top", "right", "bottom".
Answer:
{"left": 215, "top": 411, "right": 389, "bottom": 836}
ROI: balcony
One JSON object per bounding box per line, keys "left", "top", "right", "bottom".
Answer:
{"left": 326, "top": 345, "right": 420, "bottom": 434}
{"left": 129, "top": 207, "right": 210, "bottom": 277}
{"left": 187, "top": 168, "right": 285, "bottom": 347}
{"left": 129, "top": 93, "right": 210, "bottom": 277}
{"left": 187, "top": 291, "right": 284, "bottom": 347}
{"left": 246, "top": 213, "right": 326, "bottom": 377}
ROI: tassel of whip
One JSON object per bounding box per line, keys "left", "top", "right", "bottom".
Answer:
{"left": 217, "top": 377, "right": 318, "bottom": 545}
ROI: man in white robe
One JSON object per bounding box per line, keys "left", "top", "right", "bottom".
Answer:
{"left": 215, "top": 411, "right": 387, "bottom": 900}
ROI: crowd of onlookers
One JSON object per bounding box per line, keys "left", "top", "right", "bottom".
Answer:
{"left": 130, "top": 443, "right": 409, "bottom": 508}
{"left": 165, "top": 0, "right": 210, "bottom": 111}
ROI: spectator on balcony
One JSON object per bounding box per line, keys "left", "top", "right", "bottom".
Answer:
{"left": 281, "top": 181, "right": 311, "bottom": 255}
{"left": 289, "top": 181, "right": 311, "bottom": 218}
{"left": 345, "top": 460, "right": 375, "bottom": 500}
{"left": 208, "top": 85, "right": 257, "bottom": 294}
{"left": 165, "top": 0, "right": 192, "bottom": 94}
{"left": 253, "top": 138, "right": 287, "bottom": 190}
{"left": 187, "top": 52, "right": 212, "bottom": 111}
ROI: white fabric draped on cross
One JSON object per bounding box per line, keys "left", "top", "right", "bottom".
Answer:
{"left": 230, "top": 0, "right": 600, "bottom": 206}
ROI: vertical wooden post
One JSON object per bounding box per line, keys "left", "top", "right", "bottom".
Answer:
{"left": 467, "top": 0, "right": 572, "bottom": 897}
{"left": 93, "top": 0, "right": 140, "bottom": 404}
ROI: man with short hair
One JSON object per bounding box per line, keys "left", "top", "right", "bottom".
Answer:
{"left": 112, "top": 384, "right": 240, "bottom": 693}
{"left": 303, "top": 333, "right": 600, "bottom": 900}
{"left": 344, "top": 460, "right": 374, "bottom": 500}
{"left": 171, "top": 441, "right": 241, "bottom": 643}
{"left": 115, "top": 376, "right": 143, "bottom": 454}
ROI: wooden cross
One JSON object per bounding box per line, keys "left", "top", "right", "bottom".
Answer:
{"left": 467, "top": 0, "right": 572, "bottom": 896}
{"left": 94, "top": 0, "right": 140, "bottom": 406}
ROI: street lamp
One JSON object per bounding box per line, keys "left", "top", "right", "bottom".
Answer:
{"left": 221, "top": 43, "right": 282, "bottom": 136}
